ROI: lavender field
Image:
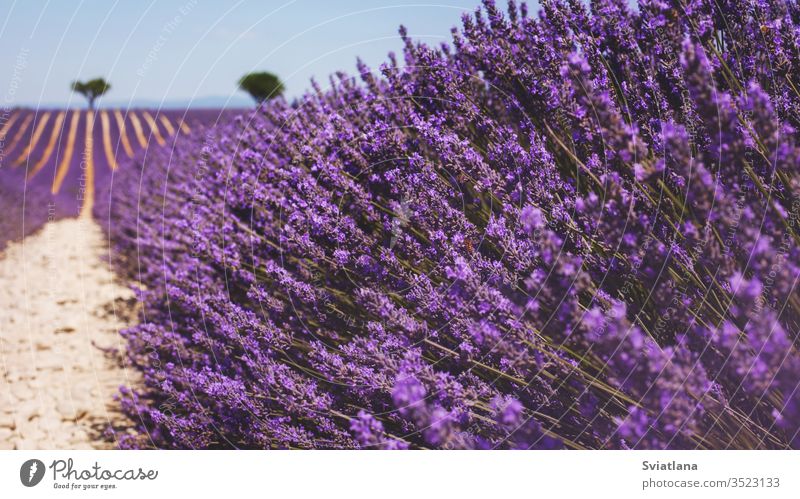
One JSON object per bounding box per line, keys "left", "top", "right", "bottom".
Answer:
{"left": 2, "top": 0, "right": 800, "bottom": 452}
{"left": 0, "top": 108, "right": 224, "bottom": 250}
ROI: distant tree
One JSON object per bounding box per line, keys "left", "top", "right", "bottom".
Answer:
{"left": 238, "top": 72, "right": 284, "bottom": 104}
{"left": 70, "top": 78, "right": 111, "bottom": 110}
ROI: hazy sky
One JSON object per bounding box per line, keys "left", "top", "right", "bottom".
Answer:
{"left": 0, "top": 0, "right": 488, "bottom": 108}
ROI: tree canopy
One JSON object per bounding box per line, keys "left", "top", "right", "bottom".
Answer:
{"left": 70, "top": 78, "right": 111, "bottom": 110}
{"left": 238, "top": 72, "right": 284, "bottom": 104}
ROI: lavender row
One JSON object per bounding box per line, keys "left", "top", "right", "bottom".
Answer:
{"left": 99, "top": 0, "right": 800, "bottom": 449}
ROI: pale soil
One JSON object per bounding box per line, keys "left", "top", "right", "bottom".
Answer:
{"left": 0, "top": 217, "right": 136, "bottom": 449}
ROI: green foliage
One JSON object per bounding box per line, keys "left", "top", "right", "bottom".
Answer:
{"left": 70, "top": 78, "right": 111, "bottom": 109}
{"left": 238, "top": 72, "right": 285, "bottom": 103}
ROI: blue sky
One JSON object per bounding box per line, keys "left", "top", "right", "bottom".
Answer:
{"left": 0, "top": 0, "right": 487, "bottom": 108}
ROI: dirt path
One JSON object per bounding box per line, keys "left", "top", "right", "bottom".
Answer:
{"left": 0, "top": 217, "right": 135, "bottom": 449}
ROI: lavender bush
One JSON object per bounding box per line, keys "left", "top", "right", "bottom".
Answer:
{"left": 99, "top": 0, "right": 800, "bottom": 449}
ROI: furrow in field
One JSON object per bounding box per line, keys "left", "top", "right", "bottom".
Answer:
{"left": 13, "top": 112, "right": 51, "bottom": 166}
{"left": 0, "top": 110, "right": 20, "bottom": 141}
{"left": 28, "top": 112, "right": 65, "bottom": 179}
{"left": 158, "top": 114, "right": 176, "bottom": 136}
{"left": 178, "top": 119, "right": 191, "bottom": 134}
{"left": 113, "top": 110, "right": 134, "bottom": 158}
{"left": 51, "top": 111, "right": 80, "bottom": 194}
{"left": 5, "top": 113, "right": 33, "bottom": 154}
{"left": 141, "top": 111, "right": 165, "bottom": 146}
{"left": 79, "top": 112, "right": 95, "bottom": 218}
{"left": 128, "top": 112, "right": 148, "bottom": 148}
{"left": 100, "top": 111, "right": 118, "bottom": 170}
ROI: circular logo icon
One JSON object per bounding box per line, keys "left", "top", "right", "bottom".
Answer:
{"left": 20, "top": 459, "right": 45, "bottom": 487}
